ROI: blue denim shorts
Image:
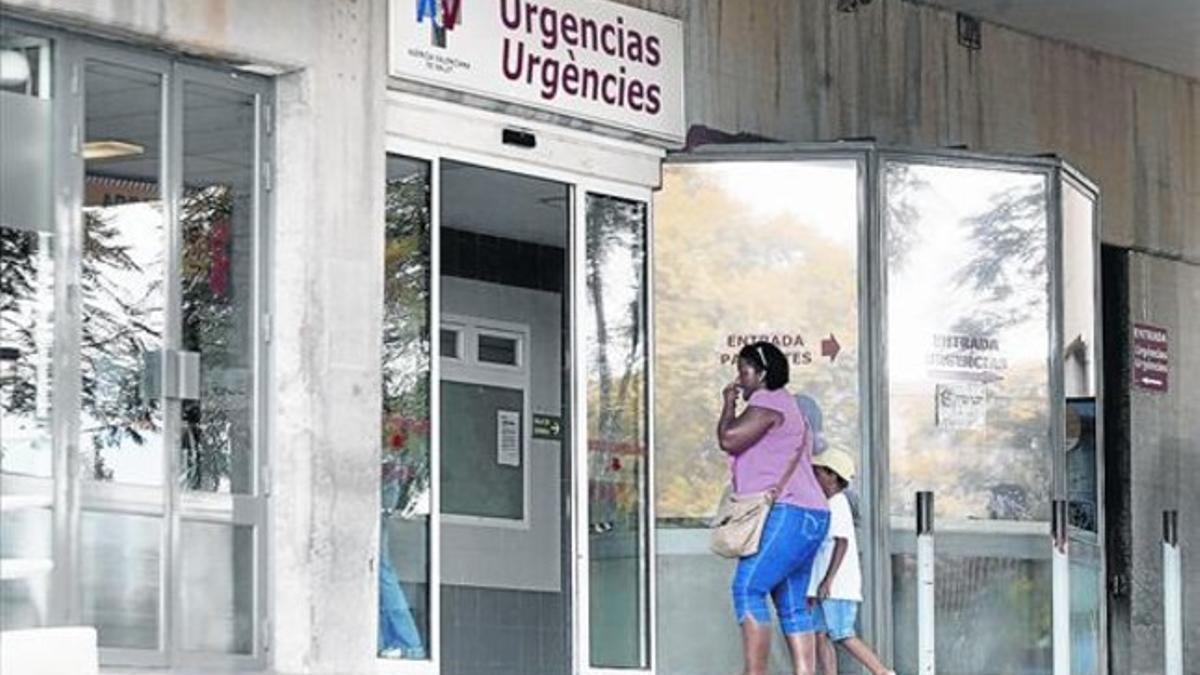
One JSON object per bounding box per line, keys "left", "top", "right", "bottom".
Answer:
{"left": 731, "top": 504, "right": 830, "bottom": 635}
{"left": 815, "top": 598, "right": 859, "bottom": 641}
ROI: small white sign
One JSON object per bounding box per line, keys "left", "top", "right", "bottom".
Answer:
{"left": 389, "top": 0, "right": 686, "bottom": 142}
{"left": 497, "top": 410, "right": 521, "bottom": 467}
{"left": 935, "top": 382, "right": 987, "bottom": 430}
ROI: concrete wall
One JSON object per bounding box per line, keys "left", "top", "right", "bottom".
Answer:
{"left": 618, "top": 0, "right": 1199, "bottom": 263}
{"left": 1123, "top": 253, "right": 1199, "bottom": 674}
{"left": 0, "top": 1, "right": 388, "bottom": 672}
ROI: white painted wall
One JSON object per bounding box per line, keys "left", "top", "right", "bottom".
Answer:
{"left": 440, "top": 277, "right": 564, "bottom": 593}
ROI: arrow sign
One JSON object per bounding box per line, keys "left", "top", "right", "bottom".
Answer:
{"left": 821, "top": 334, "right": 841, "bottom": 362}
{"left": 532, "top": 414, "right": 563, "bottom": 440}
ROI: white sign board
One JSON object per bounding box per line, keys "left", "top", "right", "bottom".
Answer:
{"left": 496, "top": 409, "right": 521, "bottom": 467}
{"left": 389, "top": 0, "right": 686, "bottom": 142}
{"left": 935, "top": 382, "right": 987, "bottom": 430}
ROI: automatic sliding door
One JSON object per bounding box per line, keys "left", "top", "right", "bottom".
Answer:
{"left": 583, "top": 192, "right": 651, "bottom": 671}
{"left": 379, "top": 154, "right": 434, "bottom": 665}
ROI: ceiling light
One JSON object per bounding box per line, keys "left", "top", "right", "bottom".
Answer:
{"left": 83, "top": 140, "right": 144, "bottom": 161}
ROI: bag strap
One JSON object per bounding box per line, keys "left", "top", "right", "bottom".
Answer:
{"left": 769, "top": 442, "right": 807, "bottom": 499}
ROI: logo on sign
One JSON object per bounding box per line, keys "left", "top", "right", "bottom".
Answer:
{"left": 416, "top": 0, "right": 462, "bottom": 48}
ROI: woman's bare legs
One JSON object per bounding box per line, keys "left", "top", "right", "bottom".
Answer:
{"left": 740, "top": 616, "right": 773, "bottom": 675}
{"left": 838, "top": 637, "right": 892, "bottom": 675}
{"left": 815, "top": 632, "right": 837, "bottom": 674}
{"left": 783, "top": 630, "right": 818, "bottom": 675}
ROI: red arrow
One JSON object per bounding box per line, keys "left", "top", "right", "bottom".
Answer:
{"left": 821, "top": 334, "right": 840, "bottom": 362}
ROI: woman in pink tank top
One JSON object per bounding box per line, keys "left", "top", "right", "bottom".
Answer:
{"left": 716, "top": 341, "right": 830, "bottom": 675}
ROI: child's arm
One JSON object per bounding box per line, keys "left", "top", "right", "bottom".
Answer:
{"left": 816, "top": 537, "right": 849, "bottom": 599}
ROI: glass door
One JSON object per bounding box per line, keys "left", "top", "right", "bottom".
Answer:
{"left": 580, "top": 187, "right": 653, "bottom": 673}
{"left": 0, "top": 25, "right": 271, "bottom": 668}
{"left": 0, "top": 26, "right": 58, "bottom": 633}
{"left": 77, "top": 52, "right": 171, "bottom": 665}
{"left": 170, "top": 63, "right": 269, "bottom": 668}
{"left": 380, "top": 134, "right": 658, "bottom": 674}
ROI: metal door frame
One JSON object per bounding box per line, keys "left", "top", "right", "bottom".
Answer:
{"left": 384, "top": 90, "right": 663, "bottom": 675}
{"left": 0, "top": 16, "right": 273, "bottom": 670}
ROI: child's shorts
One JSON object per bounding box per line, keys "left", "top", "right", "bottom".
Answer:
{"left": 814, "top": 598, "right": 859, "bottom": 641}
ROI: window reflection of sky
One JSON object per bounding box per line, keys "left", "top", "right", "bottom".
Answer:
{"left": 885, "top": 162, "right": 1052, "bottom": 521}
{"left": 886, "top": 165, "right": 1048, "bottom": 383}
{"left": 80, "top": 200, "right": 166, "bottom": 486}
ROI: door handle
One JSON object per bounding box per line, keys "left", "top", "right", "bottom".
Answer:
{"left": 142, "top": 349, "right": 201, "bottom": 401}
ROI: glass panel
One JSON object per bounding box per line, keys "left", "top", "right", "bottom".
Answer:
{"left": 80, "top": 61, "right": 165, "bottom": 486}
{"left": 0, "top": 506, "right": 52, "bottom": 629}
{"left": 586, "top": 193, "right": 649, "bottom": 669}
{"left": 1070, "top": 546, "right": 1103, "bottom": 674}
{"left": 892, "top": 552, "right": 1052, "bottom": 671}
{"left": 477, "top": 333, "right": 518, "bottom": 365}
{"left": 1, "top": 32, "right": 54, "bottom": 480}
{"left": 884, "top": 161, "right": 1052, "bottom": 674}
{"left": 0, "top": 226, "right": 54, "bottom": 479}
{"left": 80, "top": 510, "right": 162, "bottom": 649}
{"left": 884, "top": 162, "right": 1050, "bottom": 521}
{"left": 652, "top": 160, "right": 861, "bottom": 674}
{"left": 179, "top": 81, "right": 257, "bottom": 494}
{"left": 380, "top": 155, "right": 431, "bottom": 660}
{"left": 179, "top": 521, "right": 254, "bottom": 653}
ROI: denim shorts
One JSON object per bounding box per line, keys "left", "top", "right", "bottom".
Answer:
{"left": 731, "top": 504, "right": 830, "bottom": 635}
{"left": 815, "top": 598, "right": 859, "bottom": 641}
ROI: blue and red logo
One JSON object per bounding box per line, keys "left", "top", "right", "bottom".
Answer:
{"left": 416, "top": 0, "right": 462, "bottom": 48}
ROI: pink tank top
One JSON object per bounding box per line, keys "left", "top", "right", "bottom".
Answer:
{"left": 729, "top": 388, "right": 828, "bottom": 511}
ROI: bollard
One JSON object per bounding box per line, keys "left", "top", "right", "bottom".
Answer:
{"left": 916, "top": 491, "right": 935, "bottom": 675}
{"left": 1164, "top": 510, "right": 1182, "bottom": 675}
{"left": 1051, "top": 499, "right": 1070, "bottom": 675}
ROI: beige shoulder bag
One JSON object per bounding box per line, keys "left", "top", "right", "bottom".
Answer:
{"left": 708, "top": 446, "right": 805, "bottom": 559}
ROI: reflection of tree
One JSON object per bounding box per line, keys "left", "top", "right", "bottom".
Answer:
{"left": 586, "top": 196, "right": 647, "bottom": 528}
{"left": 180, "top": 185, "right": 245, "bottom": 491}
{"left": 0, "top": 228, "right": 44, "bottom": 425}
{"left": 655, "top": 167, "right": 862, "bottom": 522}
{"left": 885, "top": 166, "right": 1051, "bottom": 521}
{"left": 952, "top": 181, "right": 1048, "bottom": 336}
{"left": 383, "top": 168, "right": 431, "bottom": 515}
{"left": 80, "top": 208, "right": 162, "bottom": 480}
{"left": 884, "top": 163, "right": 930, "bottom": 272}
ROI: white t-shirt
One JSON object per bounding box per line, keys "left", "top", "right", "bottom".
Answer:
{"left": 806, "top": 491, "right": 862, "bottom": 601}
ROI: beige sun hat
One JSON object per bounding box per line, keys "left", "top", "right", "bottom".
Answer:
{"left": 812, "top": 448, "right": 856, "bottom": 482}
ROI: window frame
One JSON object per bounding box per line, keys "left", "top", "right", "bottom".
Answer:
{"left": 438, "top": 313, "right": 533, "bottom": 530}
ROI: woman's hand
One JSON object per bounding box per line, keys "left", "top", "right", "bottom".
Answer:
{"left": 817, "top": 578, "right": 833, "bottom": 601}
{"left": 722, "top": 381, "right": 741, "bottom": 405}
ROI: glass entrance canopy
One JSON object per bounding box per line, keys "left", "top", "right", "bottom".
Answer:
{"left": 651, "top": 144, "right": 1102, "bottom": 675}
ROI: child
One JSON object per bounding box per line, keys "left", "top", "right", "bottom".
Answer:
{"left": 807, "top": 449, "right": 895, "bottom": 675}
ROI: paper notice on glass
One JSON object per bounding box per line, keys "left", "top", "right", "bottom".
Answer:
{"left": 497, "top": 410, "right": 521, "bottom": 467}
{"left": 935, "top": 382, "right": 987, "bottom": 430}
